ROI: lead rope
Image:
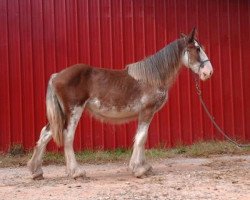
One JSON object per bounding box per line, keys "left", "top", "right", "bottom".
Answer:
{"left": 193, "top": 75, "right": 250, "bottom": 148}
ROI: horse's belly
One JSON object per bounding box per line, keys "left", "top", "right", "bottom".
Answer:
{"left": 89, "top": 107, "right": 138, "bottom": 119}
{"left": 86, "top": 98, "right": 140, "bottom": 122}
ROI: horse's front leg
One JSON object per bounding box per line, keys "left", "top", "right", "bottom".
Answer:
{"left": 129, "top": 111, "right": 154, "bottom": 178}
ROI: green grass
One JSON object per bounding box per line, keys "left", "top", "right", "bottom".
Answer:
{"left": 184, "top": 140, "right": 249, "bottom": 157}
{"left": 76, "top": 148, "right": 132, "bottom": 164}
{"left": 0, "top": 141, "right": 249, "bottom": 168}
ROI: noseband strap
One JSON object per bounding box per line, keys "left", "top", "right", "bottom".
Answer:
{"left": 200, "top": 59, "right": 210, "bottom": 68}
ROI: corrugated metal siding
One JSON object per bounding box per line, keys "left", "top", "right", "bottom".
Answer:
{"left": 0, "top": 0, "right": 250, "bottom": 152}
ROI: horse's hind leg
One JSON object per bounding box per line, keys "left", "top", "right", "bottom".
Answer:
{"left": 27, "top": 124, "right": 52, "bottom": 179}
{"left": 64, "top": 106, "right": 85, "bottom": 179}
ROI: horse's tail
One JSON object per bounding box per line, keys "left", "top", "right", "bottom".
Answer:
{"left": 46, "top": 74, "right": 65, "bottom": 147}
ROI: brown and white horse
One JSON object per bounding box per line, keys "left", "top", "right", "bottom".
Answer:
{"left": 28, "top": 28, "right": 213, "bottom": 179}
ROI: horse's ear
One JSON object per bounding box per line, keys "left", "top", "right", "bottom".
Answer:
{"left": 180, "top": 33, "right": 186, "bottom": 38}
{"left": 187, "top": 27, "right": 197, "bottom": 43}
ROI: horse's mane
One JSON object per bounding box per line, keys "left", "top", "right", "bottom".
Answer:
{"left": 127, "top": 38, "right": 185, "bottom": 85}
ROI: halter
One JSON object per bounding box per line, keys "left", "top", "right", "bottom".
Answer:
{"left": 186, "top": 48, "right": 210, "bottom": 72}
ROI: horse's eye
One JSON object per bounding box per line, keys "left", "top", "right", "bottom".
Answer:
{"left": 197, "top": 47, "right": 201, "bottom": 52}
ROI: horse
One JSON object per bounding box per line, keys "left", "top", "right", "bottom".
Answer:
{"left": 27, "top": 28, "right": 213, "bottom": 179}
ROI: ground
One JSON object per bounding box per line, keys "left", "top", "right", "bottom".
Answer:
{"left": 0, "top": 155, "right": 249, "bottom": 200}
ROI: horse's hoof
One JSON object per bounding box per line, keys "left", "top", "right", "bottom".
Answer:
{"left": 132, "top": 164, "right": 153, "bottom": 178}
{"left": 32, "top": 173, "right": 44, "bottom": 180}
{"left": 73, "top": 170, "right": 86, "bottom": 179}
{"left": 68, "top": 167, "right": 86, "bottom": 180}
{"left": 135, "top": 167, "right": 154, "bottom": 178}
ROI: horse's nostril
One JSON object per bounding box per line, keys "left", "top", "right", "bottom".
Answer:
{"left": 203, "top": 72, "right": 207, "bottom": 77}
{"left": 210, "top": 71, "right": 213, "bottom": 76}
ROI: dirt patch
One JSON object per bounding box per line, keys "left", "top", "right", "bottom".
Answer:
{"left": 0, "top": 155, "right": 249, "bottom": 200}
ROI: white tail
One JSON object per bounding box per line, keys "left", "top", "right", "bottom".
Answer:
{"left": 46, "top": 75, "right": 65, "bottom": 146}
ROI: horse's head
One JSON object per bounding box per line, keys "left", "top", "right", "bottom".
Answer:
{"left": 181, "top": 28, "right": 213, "bottom": 81}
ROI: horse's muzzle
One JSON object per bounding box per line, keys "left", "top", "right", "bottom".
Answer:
{"left": 200, "top": 65, "right": 213, "bottom": 81}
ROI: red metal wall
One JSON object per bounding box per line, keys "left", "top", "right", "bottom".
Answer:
{"left": 1, "top": 0, "right": 250, "bottom": 152}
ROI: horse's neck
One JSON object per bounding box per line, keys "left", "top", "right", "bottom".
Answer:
{"left": 160, "top": 39, "right": 186, "bottom": 88}
{"left": 126, "top": 38, "right": 186, "bottom": 87}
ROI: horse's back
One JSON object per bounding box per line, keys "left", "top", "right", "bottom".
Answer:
{"left": 89, "top": 67, "right": 143, "bottom": 104}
